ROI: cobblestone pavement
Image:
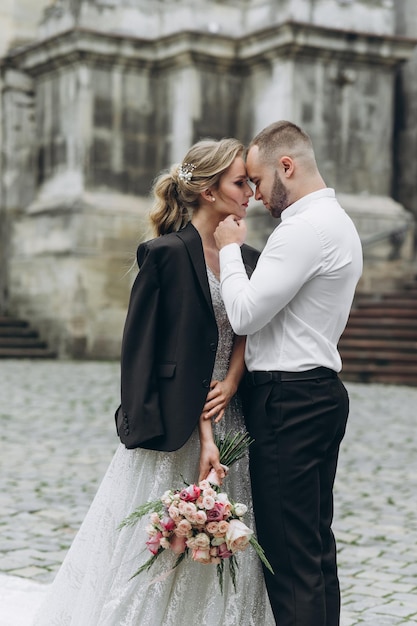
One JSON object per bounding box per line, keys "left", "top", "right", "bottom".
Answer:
{"left": 0, "top": 360, "right": 416, "bottom": 625}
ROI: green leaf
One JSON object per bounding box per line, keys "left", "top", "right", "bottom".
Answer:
{"left": 118, "top": 499, "right": 164, "bottom": 529}
{"left": 172, "top": 551, "right": 187, "bottom": 570}
{"left": 216, "top": 559, "right": 225, "bottom": 594}
{"left": 129, "top": 549, "right": 163, "bottom": 580}
{"left": 228, "top": 555, "right": 239, "bottom": 592}
{"left": 249, "top": 536, "right": 274, "bottom": 574}
{"left": 214, "top": 431, "right": 254, "bottom": 468}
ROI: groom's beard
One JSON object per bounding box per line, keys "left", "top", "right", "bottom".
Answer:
{"left": 269, "top": 171, "right": 289, "bottom": 218}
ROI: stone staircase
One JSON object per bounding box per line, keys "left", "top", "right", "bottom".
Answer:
{"left": 0, "top": 316, "right": 56, "bottom": 358}
{"left": 339, "top": 280, "right": 417, "bottom": 386}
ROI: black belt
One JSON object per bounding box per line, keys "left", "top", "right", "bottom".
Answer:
{"left": 246, "top": 367, "right": 336, "bottom": 386}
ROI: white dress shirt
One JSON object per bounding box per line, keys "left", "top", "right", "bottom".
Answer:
{"left": 219, "top": 188, "right": 363, "bottom": 373}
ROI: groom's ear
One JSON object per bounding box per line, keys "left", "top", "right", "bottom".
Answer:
{"left": 279, "top": 156, "right": 294, "bottom": 178}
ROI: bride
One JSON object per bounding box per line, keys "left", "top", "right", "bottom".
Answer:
{"left": 34, "top": 138, "right": 275, "bottom": 625}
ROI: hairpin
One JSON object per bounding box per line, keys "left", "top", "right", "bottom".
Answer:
{"left": 178, "top": 163, "right": 196, "bottom": 182}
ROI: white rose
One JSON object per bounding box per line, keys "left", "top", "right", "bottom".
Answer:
{"left": 233, "top": 503, "right": 248, "bottom": 517}
{"left": 225, "top": 519, "right": 253, "bottom": 553}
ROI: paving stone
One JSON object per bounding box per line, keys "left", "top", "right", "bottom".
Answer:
{"left": 1, "top": 361, "right": 417, "bottom": 624}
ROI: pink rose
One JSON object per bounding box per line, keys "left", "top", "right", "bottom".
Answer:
{"left": 216, "top": 493, "right": 232, "bottom": 516}
{"left": 170, "top": 534, "right": 187, "bottom": 555}
{"left": 196, "top": 495, "right": 205, "bottom": 509}
{"left": 216, "top": 520, "right": 230, "bottom": 536}
{"left": 193, "top": 532, "right": 210, "bottom": 549}
{"left": 202, "top": 495, "right": 215, "bottom": 510}
{"left": 150, "top": 512, "right": 160, "bottom": 525}
{"left": 179, "top": 484, "right": 201, "bottom": 502}
{"left": 194, "top": 510, "right": 207, "bottom": 525}
{"left": 186, "top": 536, "right": 197, "bottom": 549}
{"left": 160, "top": 516, "right": 176, "bottom": 532}
{"left": 206, "top": 521, "right": 220, "bottom": 535}
{"left": 207, "top": 464, "right": 229, "bottom": 487}
{"left": 178, "top": 501, "right": 187, "bottom": 515}
{"left": 218, "top": 542, "right": 234, "bottom": 559}
{"left": 161, "top": 490, "right": 174, "bottom": 506}
{"left": 192, "top": 547, "right": 211, "bottom": 564}
{"left": 145, "top": 523, "right": 158, "bottom": 537}
{"left": 168, "top": 505, "right": 182, "bottom": 522}
{"left": 175, "top": 519, "right": 192, "bottom": 537}
{"left": 182, "top": 502, "right": 197, "bottom": 520}
{"left": 146, "top": 531, "right": 162, "bottom": 555}
{"left": 225, "top": 519, "right": 253, "bottom": 553}
{"left": 206, "top": 502, "right": 225, "bottom": 522}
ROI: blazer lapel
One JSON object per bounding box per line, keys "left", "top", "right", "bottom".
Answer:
{"left": 176, "top": 222, "right": 214, "bottom": 316}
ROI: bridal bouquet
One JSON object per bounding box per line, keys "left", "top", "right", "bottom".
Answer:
{"left": 119, "top": 432, "right": 273, "bottom": 592}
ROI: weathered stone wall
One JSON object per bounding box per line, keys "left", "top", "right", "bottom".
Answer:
{"left": 9, "top": 193, "right": 146, "bottom": 358}
{"left": 35, "top": 0, "right": 397, "bottom": 40}
{"left": 1, "top": 0, "right": 416, "bottom": 358}
{"left": 394, "top": 0, "right": 417, "bottom": 222}
{"left": 0, "top": 0, "right": 51, "bottom": 311}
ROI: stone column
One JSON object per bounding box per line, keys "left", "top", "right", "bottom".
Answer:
{"left": 0, "top": 68, "right": 36, "bottom": 314}
{"left": 393, "top": 0, "right": 417, "bottom": 230}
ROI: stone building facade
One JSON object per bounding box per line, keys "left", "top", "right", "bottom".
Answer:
{"left": 0, "top": 0, "right": 416, "bottom": 358}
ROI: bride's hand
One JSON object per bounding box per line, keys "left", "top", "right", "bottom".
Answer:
{"left": 198, "top": 440, "right": 225, "bottom": 484}
{"left": 201, "top": 379, "right": 236, "bottom": 424}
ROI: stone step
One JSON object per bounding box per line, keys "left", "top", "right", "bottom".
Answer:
{"left": 339, "top": 281, "right": 417, "bottom": 386}
{"left": 380, "top": 291, "right": 417, "bottom": 298}
{"left": 339, "top": 338, "right": 417, "bottom": 352}
{"left": 345, "top": 316, "right": 417, "bottom": 328}
{"left": 0, "top": 316, "right": 28, "bottom": 328}
{"left": 0, "top": 336, "right": 48, "bottom": 348}
{"left": 354, "top": 300, "right": 417, "bottom": 310}
{"left": 0, "top": 347, "right": 56, "bottom": 358}
{"left": 342, "top": 326, "right": 417, "bottom": 339}
{"left": 349, "top": 307, "right": 417, "bottom": 318}
{"left": 0, "top": 316, "right": 56, "bottom": 359}
{"left": 357, "top": 289, "right": 417, "bottom": 298}
{"left": 0, "top": 326, "right": 38, "bottom": 338}
{"left": 341, "top": 369, "right": 417, "bottom": 385}
{"left": 340, "top": 348, "right": 417, "bottom": 362}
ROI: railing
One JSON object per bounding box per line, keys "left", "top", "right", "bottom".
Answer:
{"left": 361, "top": 223, "right": 412, "bottom": 260}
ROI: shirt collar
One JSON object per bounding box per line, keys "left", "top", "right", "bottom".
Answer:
{"left": 281, "top": 188, "right": 335, "bottom": 221}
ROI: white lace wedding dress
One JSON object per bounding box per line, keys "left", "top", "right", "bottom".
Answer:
{"left": 34, "top": 269, "right": 274, "bottom": 626}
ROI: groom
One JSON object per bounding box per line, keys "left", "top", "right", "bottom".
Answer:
{"left": 214, "top": 121, "right": 362, "bottom": 625}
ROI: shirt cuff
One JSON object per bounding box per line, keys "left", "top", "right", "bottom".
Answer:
{"left": 219, "top": 243, "right": 242, "bottom": 272}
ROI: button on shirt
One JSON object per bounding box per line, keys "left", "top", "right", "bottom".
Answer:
{"left": 219, "top": 188, "right": 363, "bottom": 373}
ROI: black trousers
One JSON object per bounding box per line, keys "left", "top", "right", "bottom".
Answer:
{"left": 244, "top": 371, "right": 349, "bottom": 626}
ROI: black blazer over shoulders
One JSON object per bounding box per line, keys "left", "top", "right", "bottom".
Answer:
{"left": 115, "top": 222, "right": 260, "bottom": 452}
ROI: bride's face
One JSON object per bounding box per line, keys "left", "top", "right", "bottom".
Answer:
{"left": 211, "top": 156, "right": 253, "bottom": 220}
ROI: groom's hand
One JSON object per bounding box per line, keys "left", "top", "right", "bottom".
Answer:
{"left": 214, "top": 215, "right": 247, "bottom": 249}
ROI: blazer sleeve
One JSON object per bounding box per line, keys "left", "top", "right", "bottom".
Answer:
{"left": 115, "top": 242, "right": 165, "bottom": 446}
{"left": 241, "top": 243, "right": 261, "bottom": 276}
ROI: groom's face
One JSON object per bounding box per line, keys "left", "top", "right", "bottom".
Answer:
{"left": 246, "top": 145, "right": 289, "bottom": 218}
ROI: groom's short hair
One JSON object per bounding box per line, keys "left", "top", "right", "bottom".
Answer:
{"left": 249, "top": 120, "right": 316, "bottom": 170}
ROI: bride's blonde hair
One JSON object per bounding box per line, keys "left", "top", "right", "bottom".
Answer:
{"left": 149, "top": 138, "right": 244, "bottom": 237}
